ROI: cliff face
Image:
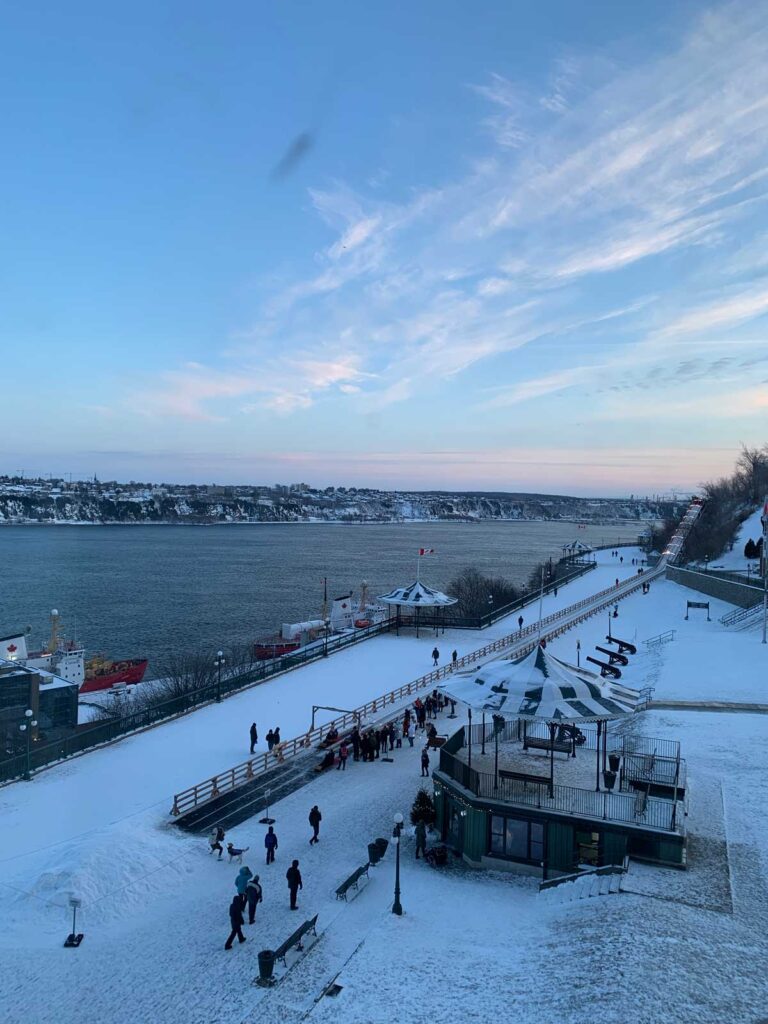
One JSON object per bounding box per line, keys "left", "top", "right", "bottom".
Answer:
{"left": 0, "top": 484, "right": 669, "bottom": 525}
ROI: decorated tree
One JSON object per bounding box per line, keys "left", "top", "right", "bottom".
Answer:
{"left": 410, "top": 787, "right": 436, "bottom": 827}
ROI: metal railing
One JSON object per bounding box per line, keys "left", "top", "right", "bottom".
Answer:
{"left": 719, "top": 603, "right": 762, "bottom": 626}
{"left": 437, "top": 748, "right": 679, "bottom": 832}
{"left": 643, "top": 629, "right": 676, "bottom": 648}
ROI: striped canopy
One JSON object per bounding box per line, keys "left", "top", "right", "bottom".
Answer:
{"left": 439, "top": 643, "right": 641, "bottom": 722}
{"left": 377, "top": 580, "right": 457, "bottom": 608}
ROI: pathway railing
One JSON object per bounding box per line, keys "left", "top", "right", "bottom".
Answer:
{"left": 643, "top": 629, "right": 676, "bottom": 648}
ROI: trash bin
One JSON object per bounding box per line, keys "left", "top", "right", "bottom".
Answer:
{"left": 608, "top": 753, "right": 620, "bottom": 773}
{"left": 368, "top": 842, "right": 381, "bottom": 866}
{"left": 602, "top": 770, "right": 617, "bottom": 790}
{"left": 375, "top": 837, "right": 389, "bottom": 858}
{"left": 257, "top": 950, "right": 275, "bottom": 985}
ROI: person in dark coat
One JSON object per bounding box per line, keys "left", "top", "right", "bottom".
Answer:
{"left": 266, "top": 729, "right": 275, "bottom": 751}
{"left": 209, "top": 825, "right": 225, "bottom": 859}
{"left": 518, "top": 615, "right": 524, "bottom": 630}
{"left": 225, "top": 895, "right": 246, "bottom": 949}
{"left": 388, "top": 722, "right": 396, "bottom": 750}
{"left": 351, "top": 727, "right": 360, "bottom": 761}
{"left": 249, "top": 722, "right": 258, "bottom": 755}
{"left": 421, "top": 748, "right": 430, "bottom": 777}
{"left": 415, "top": 820, "right": 427, "bottom": 859}
{"left": 286, "top": 860, "right": 302, "bottom": 910}
{"left": 431, "top": 647, "right": 440, "bottom": 667}
{"left": 337, "top": 741, "right": 349, "bottom": 770}
{"left": 451, "top": 649, "right": 458, "bottom": 668}
{"left": 265, "top": 826, "right": 278, "bottom": 865}
{"left": 309, "top": 805, "right": 322, "bottom": 845}
{"left": 273, "top": 727, "right": 281, "bottom": 745}
{"left": 245, "top": 875, "right": 263, "bottom": 925}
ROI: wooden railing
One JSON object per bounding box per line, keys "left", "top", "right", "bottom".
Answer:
{"left": 170, "top": 551, "right": 671, "bottom": 817}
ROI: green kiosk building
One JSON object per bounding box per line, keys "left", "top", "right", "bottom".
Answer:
{"left": 435, "top": 644, "right": 686, "bottom": 876}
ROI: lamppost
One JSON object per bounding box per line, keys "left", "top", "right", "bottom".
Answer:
{"left": 704, "top": 554, "right": 710, "bottom": 573}
{"left": 214, "top": 650, "right": 225, "bottom": 703}
{"left": 487, "top": 594, "right": 494, "bottom": 623}
{"left": 392, "top": 812, "right": 404, "bottom": 915}
{"left": 19, "top": 708, "right": 37, "bottom": 781}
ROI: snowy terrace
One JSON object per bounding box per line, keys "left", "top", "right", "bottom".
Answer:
{"left": 436, "top": 719, "right": 685, "bottom": 835}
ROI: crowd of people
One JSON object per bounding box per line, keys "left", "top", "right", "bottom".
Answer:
{"left": 220, "top": 687, "right": 453, "bottom": 951}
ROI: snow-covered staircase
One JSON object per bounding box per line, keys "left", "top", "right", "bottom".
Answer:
{"left": 720, "top": 603, "right": 763, "bottom": 630}
{"left": 539, "top": 862, "right": 627, "bottom": 903}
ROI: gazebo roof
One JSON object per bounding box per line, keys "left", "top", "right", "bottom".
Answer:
{"left": 439, "top": 643, "right": 641, "bottom": 722}
{"left": 377, "top": 580, "right": 457, "bottom": 608}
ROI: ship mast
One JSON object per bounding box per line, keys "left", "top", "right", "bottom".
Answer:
{"left": 49, "top": 608, "right": 60, "bottom": 652}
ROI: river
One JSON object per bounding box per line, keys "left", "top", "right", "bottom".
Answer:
{"left": 0, "top": 521, "right": 643, "bottom": 673}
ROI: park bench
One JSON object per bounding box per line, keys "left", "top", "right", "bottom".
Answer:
{"left": 335, "top": 863, "right": 370, "bottom": 901}
{"left": 523, "top": 735, "right": 571, "bottom": 755}
{"left": 498, "top": 768, "right": 549, "bottom": 787}
{"left": 427, "top": 735, "right": 447, "bottom": 749}
{"left": 274, "top": 914, "right": 319, "bottom": 967}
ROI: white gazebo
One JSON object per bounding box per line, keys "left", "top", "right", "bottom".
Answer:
{"left": 439, "top": 642, "right": 642, "bottom": 793}
{"left": 377, "top": 580, "right": 457, "bottom": 637}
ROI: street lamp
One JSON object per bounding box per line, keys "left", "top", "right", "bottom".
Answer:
{"left": 392, "top": 812, "right": 404, "bottom": 915}
{"left": 705, "top": 555, "right": 710, "bottom": 573}
{"left": 214, "top": 650, "right": 225, "bottom": 703}
{"left": 19, "top": 708, "right": 37, "bottom": 781}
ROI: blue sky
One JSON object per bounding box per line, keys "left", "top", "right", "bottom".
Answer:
{"left": 2, "top": 0, "right": 767, "bottom": 495}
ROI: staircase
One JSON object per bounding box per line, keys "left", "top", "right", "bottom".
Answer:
{"left": 719, "top": 603, "right": 762, "bottom": 628}
{"left": 539, "top": 861, "right": 627, "bottom": 902}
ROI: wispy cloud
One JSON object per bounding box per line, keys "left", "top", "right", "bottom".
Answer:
{"left": 136, "top": 1, "right": 768, "bottom": 443}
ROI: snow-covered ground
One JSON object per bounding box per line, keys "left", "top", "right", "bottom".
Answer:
{"left": 713, "top": 503, "right": 764, "bottom": 570}
{"left": 3, "top": 547, "right": 768, "bottom": 1024}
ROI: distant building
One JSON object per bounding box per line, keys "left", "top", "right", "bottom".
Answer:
{"left": 0, "top": 663, "right": 78, "bottom": 752}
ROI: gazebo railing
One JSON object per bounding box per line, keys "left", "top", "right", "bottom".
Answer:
{"left": 437, "top": 748, "right": 679, "bottom": 833}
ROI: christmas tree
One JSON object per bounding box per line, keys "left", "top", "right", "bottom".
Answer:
{"left": 410, "top": 787, "right": 436, "bottom": 827}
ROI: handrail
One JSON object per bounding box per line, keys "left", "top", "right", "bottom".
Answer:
{"left": 643, "top": 629, "right": 676, "bottom": 648}
{"left": 170, "top": 499, "right": 702, "bottom": 816}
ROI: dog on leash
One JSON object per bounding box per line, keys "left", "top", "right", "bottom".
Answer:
{"left": 227, "top": 842, "right": 250, "bottom": 864}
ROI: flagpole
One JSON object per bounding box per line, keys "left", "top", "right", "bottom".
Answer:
{"left": 537, "top": 566, "right": 544, "bottom": 643}
{"left": 416, "top": 552, "right": 420, "bottom": 583}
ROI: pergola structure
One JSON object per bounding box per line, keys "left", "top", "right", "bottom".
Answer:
{"left": 439, "top": 642, "right": 642, "bottom": 794}
{"left": 377, "top": 580, "right": 457, "bottom": 637}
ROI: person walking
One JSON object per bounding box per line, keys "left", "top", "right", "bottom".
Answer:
{"left": 266, "top": 728, "right": 275, "bottom": 751}
{"left": 407, "top": 721, "right": 416, "bottom": 747}
{"left": 235, "top": 865, "right": 253, "bottom": 908}
{"left": 249, "top": 722, "right": 258, "bottom": 755}
{"left": 337, "top": 741, "right": 349, "bottom": 770}
{"left": 518, "top": 615, "right": 524, "bottom": 631}
{"left": 209, "top": 824, "right": 226, "bottom": 860}
{"left": 351, "top": 727, "right": 360, "bottom": 762}
{"left": 421, "top": 747, "right": 430, "bottom": 777}
{"left": 415, "top": 820, "right": 427, "bottom": 860}
{"left": 245, "top": 874, "right": 263, "bottom": 925}
{"left": 286, "top": 860, "right": 302, "bottom": 910}
{"left": 264, "top": 826, "right": 278, "bottom": 865}
{"left": 273, "top": 727, "right": 281, "bottom": 746}
{"left": 224, "top": 895, "right": 246, "bottom": 950}
{"left": 451, "top": 649, "right": 458, "bottom": 669}
{"left": 431, "top": 647, "right": 440, "bottom": 667}
{"left": 309, "top": 805, "right": 322, "bottom": 845}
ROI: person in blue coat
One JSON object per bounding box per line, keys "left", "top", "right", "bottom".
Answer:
{"left": 235, "top": 865, "right": 252, "bottom": 908}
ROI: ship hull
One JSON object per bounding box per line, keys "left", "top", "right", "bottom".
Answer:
{"left": 80, "top": 658, "right": 149, "bottom": 693}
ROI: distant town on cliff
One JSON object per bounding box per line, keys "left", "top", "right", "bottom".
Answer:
{"left": 0, "top": 476, "right": 684, "bottom": 525}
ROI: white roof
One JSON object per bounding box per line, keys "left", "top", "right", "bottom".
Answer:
{"left": 377, "top": 580, "right": 457, "bottom": 608}
{"left": 440, "top": 643, "right": 642, "bottom": 722}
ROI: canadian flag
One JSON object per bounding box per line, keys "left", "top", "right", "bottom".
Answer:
{"left": 418, "top": 548, "right": 435, "bottom": 556}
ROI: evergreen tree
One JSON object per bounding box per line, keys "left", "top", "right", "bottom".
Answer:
{"left": 410, "top": 787, "right": 436, "bottom": 827}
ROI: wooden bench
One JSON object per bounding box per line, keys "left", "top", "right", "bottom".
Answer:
{"left": 427, "top": 735, "right": 447, "bottom": 750}
{"left": 274, "top": 914, "right": 319, "bottom": 967}
{"left": 498, "top": 768, "right": 549, "bottom": 787}
{"left": 335, "top": 863, "right": 370, "bottom": 901}
{"left": 523, "top": 736, "right": 571, "bottom": 755}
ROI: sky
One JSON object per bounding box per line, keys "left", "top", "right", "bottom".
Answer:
{"left": 2, "top": 0, "right": 768, "bottom": 496}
